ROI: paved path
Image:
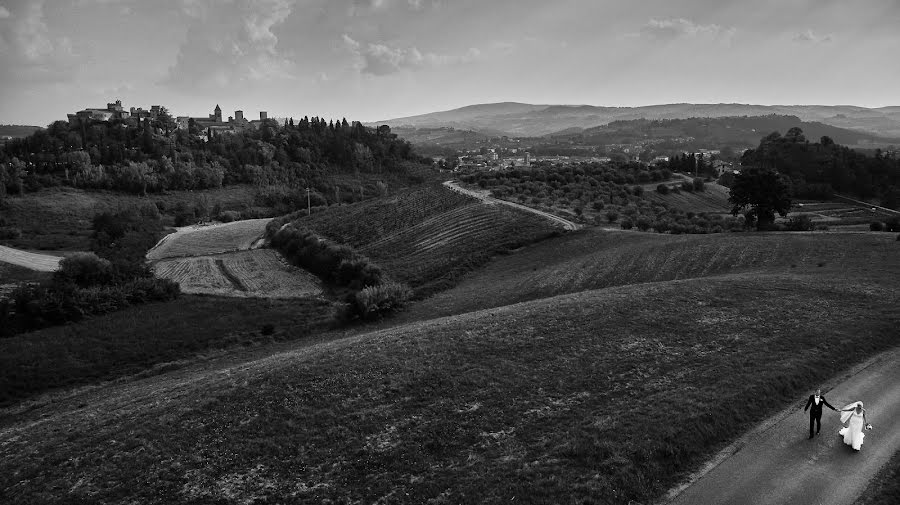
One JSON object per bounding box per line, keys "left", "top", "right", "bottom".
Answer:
{"left": 443, "top": 180, "right": 581, "bottom": 230}
{"left": 667, "top": 347, "right": 900, "bottom": 505}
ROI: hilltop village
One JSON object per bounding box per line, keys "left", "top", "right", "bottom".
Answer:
{"left": 67, "top": 100, "right": 270, "bottom": 140}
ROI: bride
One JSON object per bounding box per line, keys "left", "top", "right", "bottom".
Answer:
{"left": 839, "top": 401, "right": 872, "bottom": 451}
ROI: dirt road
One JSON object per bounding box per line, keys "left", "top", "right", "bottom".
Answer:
{"left": 0, "top": 245, "right": 62, "bottom": 272}
{"left": 666, "top": 346, "right": 900, "bottom": 505}
{"left": 443, "top": 180, "right": 581, "bottom": 231}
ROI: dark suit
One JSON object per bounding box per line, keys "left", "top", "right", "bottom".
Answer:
{"left": 804, "top": 394, "right": 837, "bottom": 438}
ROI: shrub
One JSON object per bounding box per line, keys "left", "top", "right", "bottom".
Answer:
{"left": 352, "top": 282, "right": 412, "bottom": 320}
{"left": 606, "top": 211, "right": 619, "bottom": 223}
{"left": 692, "top": 178, "right": 705, "bottom": 192}
{"left": 885, "top": 217, "right": 900, "bottom": 233}
{"left": 54, "top": 252, "right": 113, "bottom": 287}
{"left": 681, "top": 181, "right": 694, "bottom": 192}
{"left": 218, "top": 210, "right": 242, "bottom": 223}
{"left": 272, "top": 225, "right": 383, "bottom": 290}
{"left": 870, "top": 221, "right": 884, "bottom": 232}
{"left": 635, "top": 217, "right": 651, "bottom": 232}
{"left": 784, "top": 215, "right": 815, "bottom": 231}
{"left": 656, "top": 184, "right": 669, "bottom": 195}
{"left": 620, "top": 219, "right": 634, "bottom": 230}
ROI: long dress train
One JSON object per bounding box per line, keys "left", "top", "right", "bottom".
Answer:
{"left": 839, "top": 411, "right": 865, "bottom": 450}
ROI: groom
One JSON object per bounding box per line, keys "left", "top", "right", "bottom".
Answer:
{"left": 804, "top": 388, "right": 838, "bottom": 439}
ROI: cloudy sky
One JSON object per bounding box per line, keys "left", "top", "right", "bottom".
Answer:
{"left": 1, "top": 0, "right": 898, "bottom": 126}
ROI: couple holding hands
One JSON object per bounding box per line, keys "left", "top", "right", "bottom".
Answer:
{"left": 804, "top": 388, "right": 873, "bottom": 451}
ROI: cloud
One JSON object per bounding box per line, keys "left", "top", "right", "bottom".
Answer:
{"left": 792, "top": 29, "right": 833, "bottom": 43}
{"left": 342, "top": 34, "right": 479, "bottom": 75}
{"left": 163, "top": 0, "right": 296, "bottom": 90}
{"left": 0, "top": 0, "right": 79, "bottom": 82}
{"left": 639, "top": 18, "right": 736, "bottom": 44}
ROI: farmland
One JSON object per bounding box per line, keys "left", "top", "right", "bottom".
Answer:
{"left": 146, "top": 218, "right": 272, "bottom": 260}
{"left": 0, "top": 245, "right": 63, "bottom": 271}
{"left": 278, "top": 183, "right": 559, "bottom": 295}
{"left": 153, "top": 249, "right": 321, "bottom": 298}
{"left": 2, "top": 260, "right": 898, "bottom": 504}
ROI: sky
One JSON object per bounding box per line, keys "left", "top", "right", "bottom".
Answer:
{"left": 1, "top": 0, "right": 898, "bottom": 127}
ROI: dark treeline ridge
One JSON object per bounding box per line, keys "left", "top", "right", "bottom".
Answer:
{"left": 740, "top": 127, "right": 900, "bottom": 206}
{"left": 0, "top": 114, "right": 429, "bottom": 199}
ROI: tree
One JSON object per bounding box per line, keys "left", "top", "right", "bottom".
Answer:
{"left": 728, "top": 166, "right": 792, "bottom": 230}
{"left": 155, "top": 106, "right": 176, "bottom": 137}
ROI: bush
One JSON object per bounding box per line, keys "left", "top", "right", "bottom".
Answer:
{"left": 620, "top": 219, "right": 634, "bottom": 230}
{"left": 885, "top": 217, "right": 900, "bottom": 233}
{"left": 656, "top": 184, "right": 670, "bottom": 195}
{"left": 606, "top": 211, "right": 619, "bottom": 223}
{"left": 681, "top": 181, "right": 694, "bottom": 192}
{"left": 870, "top": 221, "right": 884, "bottom": 232}
{"left": 272, "top": 225, "right": 383, "bottom": 289}
{"left": 218, "top": 210, "right": 242, "bottom": 223}
{"left": 54, "top": 252, "right": 113, "bottom": 287}
{"left": 635, "top": 217, "right": 651, "bottom": 232}
{"left": 784, "top": 215, "right": 815, "bottom": 231}
{"left": 352, "top": 282, "right": 412, "bottom": 320}
{"left": 692, "top": 178, "right": 705, "bottom": 192}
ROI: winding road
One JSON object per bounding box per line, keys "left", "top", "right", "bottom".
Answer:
{"left": 666, "top": 346, "right": 900, "bottom": 505}
{"left": 443, "top": 180, "right": 581, "bottom": 231}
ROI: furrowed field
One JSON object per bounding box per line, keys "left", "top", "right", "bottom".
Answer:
{"left": 146, "top": 218, "right": 271, "bottom": 260}
{"left": 153, "top": 249, "right": 321, "bottom": 298}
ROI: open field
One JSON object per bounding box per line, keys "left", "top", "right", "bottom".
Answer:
{"left": 0, "top": 185, "right": 264, "bottom": 251}
{"left": 146, "top": 218, "right": 271, "bottom": 260}
{"left": 153, "top": 249, "right": 321, "bottom": 298}
{"left": 1, "top": 266, "right": 898, "bottom": 504}
{"left": 0, "top": 245, "right": 63, "bottom": 271}
{"left": 644, "top": 181, "right": 732, "bottom": 214}
{"left": 400, "top": 229, "right": 900, "bottom": 321}
{"left": 0, "top": 296, "right": 336, "bottom": 409}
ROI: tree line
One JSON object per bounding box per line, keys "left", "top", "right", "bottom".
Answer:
{"left": 0, "top": 113, "right": 429, "bottom": 200}
{"left": 739, "top": 127, "right": 900, "bottom": 207}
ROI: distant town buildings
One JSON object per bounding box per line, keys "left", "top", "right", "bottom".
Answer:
{"left": 65, "top": 100, "right": 271, "bottom": 140}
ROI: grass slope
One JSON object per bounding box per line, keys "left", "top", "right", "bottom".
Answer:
{"left": 146, "top": 218, "right": 271, "bottom": 260}
{"left": 0, "top": 296, "right": 335, "bottom": 409}
{"left": 403, "top": 230, "right": 900, "bottom": 322}
{"left": 0, "top": 186, "right": 261, "bottom": 251}
{"left": 1, "top": 269, "right": 898, "bottom": 504}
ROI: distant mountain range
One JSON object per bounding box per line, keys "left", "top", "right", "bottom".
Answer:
{"left": 374, "top": 103, "right": 900, "bottom": 139}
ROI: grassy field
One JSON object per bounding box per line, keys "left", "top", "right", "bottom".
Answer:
{"left": 146, "top": 218, "right": 271, "bottom": 260}
{"left": 0, "top": 295, "right": 337, "bottom": 409}
{"left": 1, "top": 267, "right": 897, "bottom": 504}
{"left": 153, "top": 249, "right": 321, "bottom": 298}
{"left": 0, "top": 185, "right": 262, "bottom": 251}
{"left": 644, "top": 181, "right": 731, "bottom": 214}
{"left": 400, "top": 229, "right": 900, "bottom": 322}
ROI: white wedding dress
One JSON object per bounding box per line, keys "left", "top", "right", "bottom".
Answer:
{"left": 839, "top": 410, "right": 865, "bottom": 450}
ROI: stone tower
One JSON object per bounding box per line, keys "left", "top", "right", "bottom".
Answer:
{"left": 214, "top": 104, "right": 222, "bottom": 122}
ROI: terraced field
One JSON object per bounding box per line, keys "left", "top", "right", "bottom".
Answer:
{"left": 153, "top": 249, "right": 320, "bottom": 298}
{"left": 147, "top": 219, "right": 271, "bottom": 260}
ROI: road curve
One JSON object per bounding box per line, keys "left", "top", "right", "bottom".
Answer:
{"left": 443, "top": 180, "right": 581, "bottom": 231}
{"left": 666, "top": 346, "right": 900, "bottom": 505}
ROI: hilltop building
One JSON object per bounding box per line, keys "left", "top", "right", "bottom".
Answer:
{"left": 176, "top": 105, "right": 269, "bottom": 137}
{"left": 67, "top": 100, "right": 132, "bottom": 123}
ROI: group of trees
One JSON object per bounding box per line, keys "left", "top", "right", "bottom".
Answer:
{"left": 740, "top": 127, "right": 900, "bottom": 204}
{"left": 0, "top": 113, "right": 428, "bottom": 201}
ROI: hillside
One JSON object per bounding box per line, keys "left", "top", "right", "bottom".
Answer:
{"left": 273, "top": 183, "right": 559, "bottom": 296}
{"left": 554, "top": 115, "right": 891, "bottom": 148}
{"left": 0, "top": 125, "right": 42, "bottom": 139}
{"left": 2, "top": 231, "right": 898, "bottom": 504}
{"left": 375, "top": 103, "right": 900, "bottom": 138}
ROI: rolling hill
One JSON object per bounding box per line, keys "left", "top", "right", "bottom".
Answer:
{"left": 374, "top": 103, "right": 900, "bottom": 139}
{"left": 2, "top": 230, "right": 898, "bottom": 504}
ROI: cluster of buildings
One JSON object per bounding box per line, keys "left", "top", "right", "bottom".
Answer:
{"left": 66, "top": 100, "right": 270, "bottom": 139}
